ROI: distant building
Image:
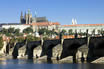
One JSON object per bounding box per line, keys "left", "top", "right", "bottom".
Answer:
{"left": 19, "top": 9, "right": 60, "bottom": 32}
{"left": 72, "top": 18, "right": 77, "bottom": 25}
{"left": 31, "top": 22, "right": 60, "bottom": 32}
{"left": 2, "top": 24, "right": 30, "bottom": 32}
{"left": 60, "top": 24, "right": 104, "bottom": 34}
{"left": 1, "top": 10, "right": 60, "bottom": 33}
{"left": 20, "top": 10, "right": 48, "bottom": 24}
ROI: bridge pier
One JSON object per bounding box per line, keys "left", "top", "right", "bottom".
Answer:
{"left": 26, "top": 40, "right": 42, "bottom": 59}
{"left": 52, "top": 44, "right": 63, "bottom": 60}
{"left": 33, "top": 46, "right": 42, "bottom": 58}
{"left": 76, "top": 51, "right": 88, "bottom": 63}
{"left": 18, "top": 46, "right": 26, "bottom": 58}
{"left": 12, "top": 46, "right": 19, "bottom": 59}
{"left": 0, "top": 41, "right": 7, "bottom": 55}
{"left": 28, "top": 48, "right": 34, "bottom": 59}
{"left": 73, "top": 54, "right": 77, "bottom": 63}
{"left": 12, "top": 40, "right": 27, "bottom": 59}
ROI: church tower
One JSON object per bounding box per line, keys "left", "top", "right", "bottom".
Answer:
{"left": 25, "top": 9, "right": 32, "bottom": 24}
{"left": 20, "top": 11, "right": 23, "bottom": 24}
{"left": 72, "top": 18, "right": 77, "bottom": 25}
{"left": 25, "top": 12, "right": 28, "bottom": 24}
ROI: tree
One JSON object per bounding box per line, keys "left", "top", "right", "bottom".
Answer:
{"left": 2, "top": 28, "right": 8, "bottom": 34}
{"left": 23, "top": 27, "right": 33, "bottom": 34}
{"left": 38, "top": 28, "right": 57, "bottom": 39}
{"left": 14, "top": 29, "right": 20, "bottom": 33}
{"left": 14, "top": 29, "right": 20, "bottom": 36}
{"left": 38, "top": 28, "right": 45, "bottom": 35}
{"left": 26, "top": 35, "right": 40, "bottom": 42}
{"left": 68, "top": 29, "right": 73, "bottom": 35}
{"left": 38, "top": 28, "right": 49, "bottom": 35}
{"left": 0, "top": 37, "right": 3, "bottom": 50}
{"left": 61, "top": 29, "right": 66, "bottom": 35}
{"left": 101, "top": 29, "right": 104, "bottom": 36}
{"left": 8, "top": 27, "right": 15, "bottom": 34}
{"left": 97, "top": 30, "right": 101, "bottom": 34}
{"left": 92, "top": 29, "right": 95, "bottom": 35}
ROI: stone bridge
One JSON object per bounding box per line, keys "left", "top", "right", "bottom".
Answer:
{"left": 3, "top": 36, "right": 104, "bottom": 63}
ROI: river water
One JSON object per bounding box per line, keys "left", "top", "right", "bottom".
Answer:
{"left": 0, "top": 58, "right": 104, "bottom": 69}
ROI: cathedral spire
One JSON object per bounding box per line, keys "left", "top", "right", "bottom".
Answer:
{"left": 24, "top": 11, "right": 26, "bottom": 19}
{"left": 34, "top": 11, "right": 37, "bottom": 17}
{"left": 20, "top": 11, "right": 23, "bottom": 24}
{"left": 28, "top": 9, "right": 30, "bottom": 15}
{"left": 21, "top": 11, "right": 23, "bottom": 17}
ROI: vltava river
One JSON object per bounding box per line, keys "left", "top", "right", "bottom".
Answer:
{"left": 0, "top": 58, "right": 104, "bottom": 69}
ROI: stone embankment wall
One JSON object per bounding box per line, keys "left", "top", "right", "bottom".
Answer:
{"left": 92, "top": 57, "right": 104, "bottom": 64}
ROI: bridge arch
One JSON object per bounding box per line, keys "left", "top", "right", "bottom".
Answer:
{"left": 26, "top": 40, "right": 42, "bottom": 59}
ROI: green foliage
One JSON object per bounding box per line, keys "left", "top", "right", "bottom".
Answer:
{"left": 0, "top": 37, "right": 3, "bottom": 50}
{"left": 14, "top": 29, "right": 20, "bottom": 34}
{"left": 23, "top": 27, "right": 33, "bottom": 34}
{"left": 2, "top": 28, "right": 8, "bottom": 34}
{"left": 38, "top": 28, "right": 47, "bottom": 35}
{"left": 92, "top": 29, "right": 95, "bottom": 35}
{"left": 68, "top": 29, "right": 73, "bottom": 35}
{"left": 98, "top": 30, "right": 101, "bottom": 34}
{"left": 38, "top": 28, "right": 58, "bottom": 36}
{"left": 26, "top": 35, "right": 40, "bottom": 42}
{"left": 43, "top": 37, "right": 50, "bottom": 40}
{"left": 1, "top": 28, "right": 22, "bottom": 37}
{"left": 8, "top": 27, "right": 15, "bottom": 34}
{"left": 61, "top": 29, "right": 66, "bottom": 35}
{"left": 5, "top": 33, "right": 12, "bottom": 36}
{"left": 14, "top": 29, "right": 23, "bottom": 36}
{"left": 78, "top": 32, "right": 86, "bottom": 36}
{"left": 16, "top": 37, "right": 24, "bottom": 42}
{"left": 10, "top": 38, "right": 16, "bottom": 43}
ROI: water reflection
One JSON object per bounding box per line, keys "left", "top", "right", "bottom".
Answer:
{"left": 0, "top": 58, "right": 104, "bottom": 69}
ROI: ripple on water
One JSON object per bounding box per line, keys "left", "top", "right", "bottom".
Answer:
{"left": 0, "top": 58, "right": 104, "bottom": 69}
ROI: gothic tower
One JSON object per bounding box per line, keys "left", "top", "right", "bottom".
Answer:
{"left": 20, "top": 11, "right": 23, "bottom": 24}
{"left": 25, "top": 9, "right": 32, "bottom": 24}
{"left": 25, "top": 12, "right": 28, "bottom": 24}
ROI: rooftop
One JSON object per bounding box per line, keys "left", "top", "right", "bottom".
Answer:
{"left": 31, "top": 22, "right": 60, "bottom": 26}
{"left": 63, "top": 24, "right": 104, "bottom": 27}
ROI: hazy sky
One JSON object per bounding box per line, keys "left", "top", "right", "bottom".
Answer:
{"left": 0, "top": 0, "right": 104, "bottom": 25}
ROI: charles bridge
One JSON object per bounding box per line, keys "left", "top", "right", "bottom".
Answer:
{"left": 1, "top": 32, "right": 104, "bottom": 63}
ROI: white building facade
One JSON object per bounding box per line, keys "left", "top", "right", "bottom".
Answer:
{"left": 2, "top": 24, "right": 30, "bottom": 32}
{"left": 60, "top": 24, "right": 104, "bottom": 34}
{"left": 31, "top": 22, "right": 60, "bottom": 32}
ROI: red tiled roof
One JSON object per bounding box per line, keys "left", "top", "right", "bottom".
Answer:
{"left": 23, "top": 24, "right": 31, "bottom": 25}
{"left": 52, "top": 22, "right": 60, "bottom": 25}
{"left": 63, "top": 24, "right": 104, "bottom": 27}
{"left": 31, "top": 22, "right": 60, "bottom": 26}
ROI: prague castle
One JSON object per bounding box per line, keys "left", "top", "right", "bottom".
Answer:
{"left": 1, "top": 10, "right": 104, "bottom": 35}
{"left": 20, "top": 9, "right": 48, "bottom": 24}
{"left": 1, "top": 10, "right": 60, "bottom": 33}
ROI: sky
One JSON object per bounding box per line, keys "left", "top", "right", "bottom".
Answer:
{"left": 0, "top": 0, "right": 104, "bottom": 25}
